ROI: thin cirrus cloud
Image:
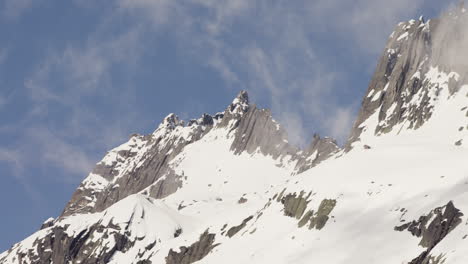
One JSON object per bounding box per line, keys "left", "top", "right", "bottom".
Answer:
{"left": 113, "top": 0, "right": 449, "bottom": 144}
{"left": 1, "top": 0, "right": 36, "bottom": 20}
{"left": 5, "top": 0, "right": 453, "bottom": 184}
{"left": 0, "top": 48, "right": 9, "bottom": 109}
{"left": 0, "top": 48, "right": 7, "bottom": 65}
{"left": 15, "top": 25, "right": 146, "bottom": 180}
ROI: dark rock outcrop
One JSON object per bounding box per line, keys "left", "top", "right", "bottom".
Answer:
{"left": 395, "top": 201, "right": 463, "bottom": 264}
{"left": 298, "top": 199, "right": 337, "bottom": 230}
{"left": 40, "top": 218, "right": 55, "bottom": 230}
{"left": 165, "top": 231, "right": 218, "bottom": 264}
{"left": 2, "top": 222, "right": 136, "bottom": 264}
{"left": 308, "top": 199, "right": 337, "bottom": 230}
{"left": 281, "top": 191, "right": 312, "bottom": 219}
{"left": 277, "top": 190, "right": 337, "bottom": 231}
{"left": 226, "top": 216, "right": 254, "bottom": 238}
{"left": 295, "top": 134, "right": 340, "bottom": 173}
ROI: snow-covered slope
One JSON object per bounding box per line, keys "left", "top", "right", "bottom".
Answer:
{"left": 1, "top": 6, "right": 468, "bottom": 264}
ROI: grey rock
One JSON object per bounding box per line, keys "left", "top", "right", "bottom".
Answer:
{"left": 226, "top": 216, "right": 254, "bottom": 238}
{"left": 165, "top": 230, "right": 218, "bottom": 264}
{"left": 277, "top": 191, "right": 337, "bottom": 231}
{"left": 229, "top": 106, "right": 299, "bottom": 160}
{"left": 308, "top": 199, "right": 337, "bottom": 230}
{"left": 281, "top": 191, "right": 312, "bottom": 219}
{"left": 0, "top": 222, "right": 136, "bottom": 264}
{"left": 40, "top": 218, "right": 55, "bottom": 230}
{"left": 237, "top": 197, "right": 248, "bottom": 204}
{"left": 295, "top": 134, "right": 340, "bottom": 173}
{"left": 62, "top": 115, "right": 214, "bottom": 217}
{"left": 346, "top": 9, "right": 468, "bottom": 150}
{"left": 395, "top": 201, "right": 463, "bottom": 264}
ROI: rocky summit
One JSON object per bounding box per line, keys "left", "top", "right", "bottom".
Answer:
{"left": 1, "top": 6, "right": 468, "bottom": 264}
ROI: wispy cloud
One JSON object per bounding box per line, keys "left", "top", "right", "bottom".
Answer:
{"left": 26, "top": 127, "right": 95, "bottom": 178}
{"left": 1, "top": 0, "right": 36, "bottom": 20}
{"left": 0, "top": 48, "right": 7, "bottom": 65}
{"left": 0, "top": 148, "right": 21, "bottom": 172}
{"left": 0, "top": 48, "right": 9, "bottom": 108}
{"left": 109, "top": 0, "right": 445, "bottom": 145}
{"left": 0, "top": 147, "right": 43, "bottom": 203}
{"left": 16, "top": 21, "right": 147, "bottom": 181}
{"left": 304, "top": 0, "right": 427, "bottom": 54}
{"left": 431, "top": 4, "right": 468, "bottom": 77}
{"left": 0, "top": 96, "right": 6, "bottom": 108}
{"left": 11, "top": 0, "right": 455, "bottom": 188}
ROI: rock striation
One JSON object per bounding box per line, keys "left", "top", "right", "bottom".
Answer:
{"left": 347, "top": 8, "right": 468, "bottom": 148}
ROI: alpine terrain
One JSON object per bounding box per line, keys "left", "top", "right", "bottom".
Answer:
{"left": 1, "top": 6, "right": 468, "bottom": 264}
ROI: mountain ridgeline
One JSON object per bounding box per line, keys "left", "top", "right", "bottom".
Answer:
{"left": 1, "top": 6, "right": 468, "bottom": 264}
{"left": 348, "top": 7, "right": 468, "bottom": 148}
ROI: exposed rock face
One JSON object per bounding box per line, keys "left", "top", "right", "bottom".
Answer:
{"left": 62, "top": 114, "right": 214, "bottom": 217}
{"left": 15, "top": 223, "right": 134, "bottom": 264}
{"left": 347, "top": 9, "right": 468, "bottom": 148}
{"left": 165, "top": 231, "right": 218, "bottom": 264}
{"left": 1, "top": 195, "right": 183, "bottom": 264}
{"left": 276, "top": 190, "right": 337, "bottom": 231}
{"left": 229, "top": 106, "right": 300, "bottom": 160}
{"left": 40, "top": 218, "right": 55, "bottom": 230}
{"left": 295, "top": 134, "right": 340, "bottom": 173}
{"left": 297, "top": 199, "right": 337, "bottom": 230}
{"left": 281, "top": 191, "right": 312, "bottom": 219}
{"left": 226, "top": 216, "right": 254, "bottom": 238}
{"left": 395, "top": 201, "right": 463, "bottom": 264}
{"left": 307, "top": 199, "right": 337, "bottom": 230}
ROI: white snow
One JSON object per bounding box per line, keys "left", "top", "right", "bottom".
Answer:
{"left": 371, "top": 90, "right": 382, "bottom": 102}
{"left": 411, "top": 71, "right": 421, "bottom": 80}
{"left": 81, "top": 173, "right": 108, "bottom": 191}
{"left": 386, "top": 102, "right": 398, "bottom": 117}
{"left": 397, "top": 32, "right": 409, "bottom": 41}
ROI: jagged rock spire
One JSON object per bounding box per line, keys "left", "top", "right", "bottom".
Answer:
{"left": 233, "top": 90, "right": 249, "bottom": 105}
{"left": 161, "top": 113, "right": 182, "bottom": 129}
{"left": 295, "top": 133, "right": 340, "bottom": 173}
{"left": 228, "top": 90, "right": 250, "bottom": 114}
{"left": 345, "top": 9, "right": 468, "bottom": 150}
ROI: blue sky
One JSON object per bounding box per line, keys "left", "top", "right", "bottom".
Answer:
{"left": 0, "top": 0, "right": 454, "bottom": 251}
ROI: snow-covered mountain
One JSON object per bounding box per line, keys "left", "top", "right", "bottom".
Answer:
{"left": 1, "top": 7, "right": 468, "bottom": 264}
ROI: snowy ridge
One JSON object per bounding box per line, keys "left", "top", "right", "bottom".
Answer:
{"left": 0, "top": 195, "right": 193, "bottom": 264}
{"left": 61, "top": 90, "right": 315, "bottom": 218}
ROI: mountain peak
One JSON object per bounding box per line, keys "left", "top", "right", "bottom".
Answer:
{"left": 345, "top": 10, "right": 468, "bottom": 150}
{"left": 228, "top": 90, "right": 249, "bottom": 114}
{"left": 233, "top": 90, "right": 249, "bottom": 104}
{"left": 160, "top": 113, "right": 183, "bottom": 129}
